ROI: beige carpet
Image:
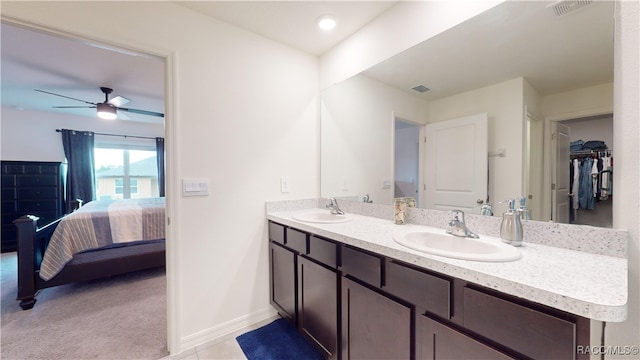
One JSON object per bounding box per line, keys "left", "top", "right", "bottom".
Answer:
{"left": 1, "top": 252, "right": 168, "bottom": 360}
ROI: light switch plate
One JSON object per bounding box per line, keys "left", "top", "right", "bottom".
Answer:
{"left": 182, "top": 178, "right": 209, "bottom": 196}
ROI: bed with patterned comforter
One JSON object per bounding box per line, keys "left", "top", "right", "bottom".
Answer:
{"left": 14, "top": 197, "right": 166, "bottom": 310}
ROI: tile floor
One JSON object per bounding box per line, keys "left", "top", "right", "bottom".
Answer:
{"left": 161, "top": 317, "right": 277, "bottom": 360}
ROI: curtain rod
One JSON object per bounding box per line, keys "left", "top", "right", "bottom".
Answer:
{"left": 55, "top": 129, "right": 159, "bottom": 140}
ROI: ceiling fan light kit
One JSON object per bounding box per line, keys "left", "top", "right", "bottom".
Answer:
{"left": 96, "top": 102, "right": 117, "bottom": 120}
{"left": 35, "top": 86, "right": 164, "bottom": 120}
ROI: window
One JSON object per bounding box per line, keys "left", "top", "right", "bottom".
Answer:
{"left": 114, "top": 178, "right": 138, "bottom": 195}
{"left": 95, "top": 147, "right": 157, "bottom": 200}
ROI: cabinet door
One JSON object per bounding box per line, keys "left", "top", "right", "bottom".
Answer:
{"left": 421, "top": 316, "right": 514, "bottom": 360}
{"left": 299, "top": 256, "right": 339, "bottom": 359}
{"left": 463, "top": 286, "right": 578, "bottom": 359}
{"left": 270, "top": 242, "right": 297, "bottom": 324}
{"left": 342, "top": 277, "right": 412, "bottom": 360}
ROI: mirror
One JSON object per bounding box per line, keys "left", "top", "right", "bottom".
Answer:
{"left": 320, "top": 0, "right": 614, "bottom": 225}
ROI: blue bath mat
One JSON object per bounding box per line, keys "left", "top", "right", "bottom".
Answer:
{"left": 236, "top": 318, "right": 324, "bottom": 360}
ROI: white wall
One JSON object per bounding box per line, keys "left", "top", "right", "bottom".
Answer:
{"left": 609, "top": 0, "right": 640, "bottom": 355}
{"left": 564, "top": 116, "right": 614, "bottom": 150}
{"left": 0, "top": 107, "right": 164, "bottom": 162}
{"left": 542, "top": 82, "right": 613, "bottom": 121}
{"left": 1, "top": 1, "right": 319, "bottom": 353}
{"left": 428, "top": 77, "right": 525, "bottom": 216}
{"left": 321, "top": 74, "right": 429, "bottom": 205}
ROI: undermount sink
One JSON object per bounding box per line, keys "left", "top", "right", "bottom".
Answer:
{"left": 393, "top": 229, "right": 521, "bottom": 262}
{"left": 292, "top": 211, "right": 354, "bottom": 224}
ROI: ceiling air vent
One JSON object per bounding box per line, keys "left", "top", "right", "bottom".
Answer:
{"left": 547, "top": 0, "right": 592, "bottom": 17}
{"left": 411, "top": 85, "right": 430, "bottom": 93}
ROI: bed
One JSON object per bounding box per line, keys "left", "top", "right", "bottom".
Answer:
{"left": 13, "top": 197, "right": 166, "bottom": 310}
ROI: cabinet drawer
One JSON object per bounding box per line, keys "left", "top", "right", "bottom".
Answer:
{"left": 18, "top": 199, "right": 59, "bottom": 212}
{"left": 23, "top": 164, "right": 42, "bottom": 174}
{"left": 18, "top": 187, "right": 59, "bottom": 199}
{"left": 17, "top": 175, "right": 57, "bottom": 187}
{"left": 421, "top": 315, "right": 514, "bottom": 360}
{"left": 2, "top": 175, "right": 16, "bottom": 186}
{"left": 384, "top": 260, "right": 451, "bottom": 319}
{"left": 2, "top": 188, "right": 16, "bottom": 200}
{"left": 269, "top": 222, "right": 285, "bottom": 245}
{"left": 2, "top": 200, "right": 17, "bottom": 213}
{"left": 286, "top": 228, "right": 307, "bottom": 254}
{"left": 341, "top": 245, "right": 383, "bottom": 287}
{"left": 39, "top": 165, "right": 59, "bottom": 174}
{"left": 463, "top": 286, "right": 577, "bottom": 359}
{"left": 2, "top": 164, "right": 23, "bottom": 174}
{"left": 308, "top": 235, "right": 337, "bottom": 268}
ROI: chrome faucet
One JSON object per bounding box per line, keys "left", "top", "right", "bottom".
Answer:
{"left": 446, "top": 210, "right": 479, "bottom": 238}
{"left": 326, "top": 198, "right": 345, "bottom": 215}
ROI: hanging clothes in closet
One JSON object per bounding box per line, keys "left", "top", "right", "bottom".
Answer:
{"left": 568, "top": 148, "right": 613, "bottom": 219}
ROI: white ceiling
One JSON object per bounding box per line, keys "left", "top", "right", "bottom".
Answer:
{"left": 0, "top": 1, "right": 395, "bottom": 124}
{"left": 175, "top": 1, "right": 398, "bottom": 56}
{"left": 0, "top": 1, "right": 614, "bottom": 124}
{"left": 363, "top": 0, "right": 614, "bottom": 101}
{"left": 1, "top": 22, "right": 166, "bottom": 124}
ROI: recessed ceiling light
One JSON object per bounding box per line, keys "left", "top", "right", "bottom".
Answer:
{"left": 317, "top": 15, "right": 337, "bottom": 31}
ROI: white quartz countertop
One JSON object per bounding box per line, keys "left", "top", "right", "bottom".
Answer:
{"left": 267, "top": 208, "right": 628, "bottom": 322}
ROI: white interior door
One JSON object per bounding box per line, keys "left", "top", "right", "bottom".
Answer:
{"left": 552, "top": 122, "right": 571, "bottom": 223}
{"left": 423, "top": 113, "right": 488, "bottom": 213}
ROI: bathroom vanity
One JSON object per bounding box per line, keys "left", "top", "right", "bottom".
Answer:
{"left": 266, "top": 200, "right": 627, "bottom": 360}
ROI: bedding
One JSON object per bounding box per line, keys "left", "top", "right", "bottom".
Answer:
{"left": 39, "top": 197, "right": 165, "bottom": 281}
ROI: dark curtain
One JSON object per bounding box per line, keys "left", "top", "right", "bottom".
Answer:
{"left": 60, "top": 129, "right": 96, "bottom": 212}
{"left": 156, "top": 137, "right": 165, "bottom": 197}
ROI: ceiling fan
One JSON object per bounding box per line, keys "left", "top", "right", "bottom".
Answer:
{"left": 35, "top": 87, "right": 164, "bottom": 120}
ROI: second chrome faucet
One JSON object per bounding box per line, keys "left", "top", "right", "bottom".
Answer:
{"left": 446, "top": 210, "right": 479, "bottom": 238}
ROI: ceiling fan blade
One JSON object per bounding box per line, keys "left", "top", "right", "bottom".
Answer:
{"left": 117, "top": 106, "right": 164, "bottom": 118}
{"left": 109, "top": 95, "right": 130, "bottom": 107}
{"left": 53, "top": 106, "right": 97, "bottom": 109}
{"left": 35, "top": 89, "right": 97, "bottom": 105}
{"left": 117, "top": 111, "right": 131, "bottom": 120}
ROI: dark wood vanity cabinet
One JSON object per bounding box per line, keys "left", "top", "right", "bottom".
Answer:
{"left": 341, "top": 245, "right": 413, "bottom": 359}
{"left": 269, "top": 242, "right": 297, "bottom": 324}
{"left": 298, "top": 255, "right": 339, "bottom": 359}
{"left": 421, "top": 316, "right": 515, "bottom": 360}
{"left": 268, "top": 221, "right": 589, "bottom": 360}
{"left": 269, "top": 223, "right": 340, "bottom": 359}
{"left": 341, "top": 277, "right": 413, "bottom": 360}
{"left": 299, "top": 235, "right": 340, "bottom": 359}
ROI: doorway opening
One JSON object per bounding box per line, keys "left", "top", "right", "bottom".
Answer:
{"left": 1, "top": 19, "right": 172, "bottom": 354}
{"left": 552, "top": 114, "right": 613, "bottom": 227}
{"left": 394, "top": 117, "right": 421, "bottom": 207}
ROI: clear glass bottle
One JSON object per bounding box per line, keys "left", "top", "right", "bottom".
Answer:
{"left": 394, "top": 198, "right": 407, "bottom": 225}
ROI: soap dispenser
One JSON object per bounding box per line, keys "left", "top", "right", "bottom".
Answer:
{"left": 500, "top": 199, "right": 523, "bottom": 246}
{"left": 517, "top": 196, "right": 532, "bottom": 221}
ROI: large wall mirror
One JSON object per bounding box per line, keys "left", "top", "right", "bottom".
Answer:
{"left": 321, "top": 0, "right": 614, "bottom": 227}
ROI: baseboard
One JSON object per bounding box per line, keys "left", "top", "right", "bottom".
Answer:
{"left": 179, "top": 306, "right": 278, "bottom": 352}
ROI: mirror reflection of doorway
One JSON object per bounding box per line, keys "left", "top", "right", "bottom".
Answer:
{"left": 555, "top": 114, "right": 614, "bottom": 228}
{"left": 394, "top": 118, "right": 421, "bottom": 207}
